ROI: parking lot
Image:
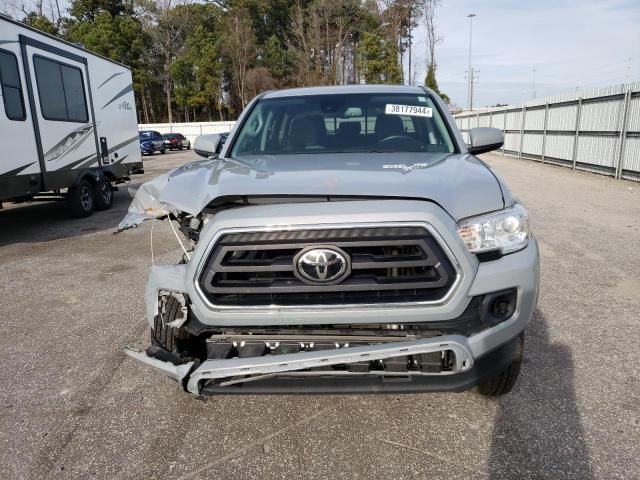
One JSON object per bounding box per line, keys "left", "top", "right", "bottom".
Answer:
{"left": 0, "top": 150, "right": 638, "bottom": 480}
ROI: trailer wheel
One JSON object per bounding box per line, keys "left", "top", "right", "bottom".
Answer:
{"left": 93, "top": 178, "right": 114, "bottom": 210}
{"left": 68, "top": 179, "right": 94, "bottom": 218}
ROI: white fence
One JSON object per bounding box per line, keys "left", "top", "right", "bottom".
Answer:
{"left": 138, "top": 121, "right": 236, "bottom": 144}
{"left": 454, "top": 82, "right": 640, "bottom": 181}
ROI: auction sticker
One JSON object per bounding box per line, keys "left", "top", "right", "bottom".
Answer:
{"left": 385, "top": 104, "right": 432, "bottom": 117}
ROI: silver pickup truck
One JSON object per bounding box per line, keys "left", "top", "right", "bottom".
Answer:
{"left": 121, "top": 85, "right": 539, "bottom": 396}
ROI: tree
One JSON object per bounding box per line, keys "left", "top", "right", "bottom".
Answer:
{"left": 424, "top": 63, "right": 449, "bottom": 103}
{"left": 65, "top": 0, "right": 150, "bottom": 120}
{"left": 141, "top": 1, "right": 200, "bottom": 123}
{"left": 358, "top": 32, "right": 401, "bottom": 84}
{"left": 177, "top": 5, "right": 227, "bottom": 121}
{"left": 378, "top": 0, "right": 418, "bottom": 84}
{"left": 68, "top": 0, "right": 133, "bottom": 21}
{"left": 421, "top": 0, "right": 440, "bottom": 69}
{"left": 260, "top": 35, "right": 295, "bottom": 84}
{"left": 221, "top": 7, "right": 256, "bottom": 109}
{"left": 22, "top": 12, "right": 59, "bottom": 34}
{"left": 65, "top": 11, "right": 146, "bottom": 68}
{"left": 10, "top": 0, "right": 445, "bottom": 119}
{"left": 288, "top": 0, "right": 374, "bottom": 86}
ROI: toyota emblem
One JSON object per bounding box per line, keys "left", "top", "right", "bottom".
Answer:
{"left": 294, "top": 246, "right": 350, "bottom": 285}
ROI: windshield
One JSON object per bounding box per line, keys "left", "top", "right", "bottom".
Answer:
{"left": 139, "top": 131, "right": 153, "bottom": 140}
{"left": 230, "top": 93, "right": 455, "bottom": 157}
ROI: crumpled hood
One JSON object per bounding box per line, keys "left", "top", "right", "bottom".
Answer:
{"left": 118, "top": 152, "right": 505, "bottom": 230}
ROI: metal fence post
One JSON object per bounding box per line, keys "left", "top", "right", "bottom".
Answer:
{"left": 518, "top": 106, "right": 526, "bottom": 158}
{"left": 541, "top": 102, "right": 549, "bottom": 164}
{"left": 503, "top": 107, "right": 508, "bottom": 155}
{"left": 571, "top": 98, "right": 582, "bottom": 170}
{"left": 615, "top": 88, "right": 632, "bottom": 179}
{"left": 489, "top": 109, "right": 493, "bottom": 128}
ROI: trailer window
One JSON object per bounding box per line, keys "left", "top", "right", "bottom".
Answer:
{"left": 0, "top": 49, "right": 26, "bottom": 121}
{"left": 33, "top": 56, "right": 88, "bottom": 123}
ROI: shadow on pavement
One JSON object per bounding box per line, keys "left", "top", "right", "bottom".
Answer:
{"left": 488, "top": 311, "right": 594, "bottom": 479}
{"left": 0, "top": 152, "right": 196, "bottom": 248}
{"left": 0, "top": 187, "right": 138, "bottom": 247}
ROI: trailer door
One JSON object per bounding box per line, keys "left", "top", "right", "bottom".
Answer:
{"left": 20, "top": 36, "right": 100, "bottom": 191}
{"left": 0, "top": 46, "right": 40, "bottom": 199}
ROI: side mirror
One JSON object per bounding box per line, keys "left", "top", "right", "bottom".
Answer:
{"left": 468, "top": 127, "right": 504, "bottom": 155}
{"left": 194, "top": 134, "right": 222, "bottom": 158}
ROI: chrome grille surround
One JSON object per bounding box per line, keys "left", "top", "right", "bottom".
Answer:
{"left": 193, "top": 222, "right": 464, "bottom": 311}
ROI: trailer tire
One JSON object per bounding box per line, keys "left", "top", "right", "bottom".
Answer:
{"left": 67, "top": 179, "right": 95, "bottom": 218}
{"left": 93, "top": 178, "right": 114, "bottom": 210}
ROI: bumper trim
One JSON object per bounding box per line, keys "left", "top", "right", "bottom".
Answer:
{"left": 124, "top": 347, "right": 195, "bottom": 383}
{"left": 185, "top": 335, "right": 474, "bottom": 395}
{"left": 201, "top": 336, "right": 517, "bottom": 394}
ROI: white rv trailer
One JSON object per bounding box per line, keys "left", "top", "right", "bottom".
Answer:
{"left": 0, "top": 14, "right": 143, "bottom": 217}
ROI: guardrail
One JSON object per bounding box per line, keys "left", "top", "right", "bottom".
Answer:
{"left": 138, "top": 121, "right": 236, "bottom": 145}
{"left": 454, "top": 82, "right": 640, "bottom": 181}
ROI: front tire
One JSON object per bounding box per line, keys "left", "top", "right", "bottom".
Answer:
{"left": 152, "top": 296, "right": 194, "bottom": 354}
{"left": 478, "top": 333, "right": 524, "bottom": 396}
{"left": 67, "top": 179, "right": 94, "bottom": 218}
{"left": 160, "top": 148, "right": 166, "bottom": 154}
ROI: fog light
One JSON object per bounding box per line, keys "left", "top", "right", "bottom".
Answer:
{"left": 480, "top": 288, "right": 517, "bottom": 326}
{"left": 492, "top": 298, "right": 512, "bottom": 319}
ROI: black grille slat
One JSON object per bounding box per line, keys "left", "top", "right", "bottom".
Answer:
{"left": 199, "top": 227, "right": 456, "bottom": 306}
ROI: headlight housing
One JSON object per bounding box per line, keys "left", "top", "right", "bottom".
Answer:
{"left": 457, "top": 204, "right": 530, "bottom": 255}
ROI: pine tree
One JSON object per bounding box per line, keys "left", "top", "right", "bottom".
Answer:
{"left": 425, "top": 64, "right": 449, "bottom": 104}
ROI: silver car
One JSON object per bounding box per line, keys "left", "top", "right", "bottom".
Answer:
{"left": 121, "top": 85, "right": 539, "bottom": 397}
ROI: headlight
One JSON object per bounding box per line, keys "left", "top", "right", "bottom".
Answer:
{"left": 457, "top": 204, "right": 530, "bottom": 254}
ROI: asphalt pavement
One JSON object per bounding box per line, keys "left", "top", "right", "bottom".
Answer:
{"left": 0, "top": 150, "right": 638, "bottom": 479}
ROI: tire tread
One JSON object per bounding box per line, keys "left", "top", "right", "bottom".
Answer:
{"left": 478, "top": 333, "right": 524, "bottom": 396}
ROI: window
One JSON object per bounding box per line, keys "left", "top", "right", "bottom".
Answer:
{"left": 231, "top": 93, "right": 455, "bottom": 157}
{"left": 33, "top": 56, "right": 88, "bottom": 123}
{"left": 0, "top": 49, "right": 26, "bottom": 121}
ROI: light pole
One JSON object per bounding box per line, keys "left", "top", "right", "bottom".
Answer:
{"left": 531, "top": 68, "right": 537, "bottom": 99}
{"left": 467, "top": 13, "right": 476, "bottom": 111}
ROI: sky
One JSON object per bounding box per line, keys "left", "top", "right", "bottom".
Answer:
{"left": 3, "top": 0, "right": 639, "bottom": 109}
{"left": 409, "top": 0, "right": 640, "bottom": 108}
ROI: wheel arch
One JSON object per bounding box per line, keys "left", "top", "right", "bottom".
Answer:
{"left": 71, "top": 168, "right": 100, "bottom": 187}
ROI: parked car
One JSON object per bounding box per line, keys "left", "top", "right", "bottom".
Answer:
{"left": 122, "top": 85, "right": 539, "bottom": 397}
{"left": 162, "top": 133, "right": 191, "bottom": 150}
{"left": 139, "top": 130, "right": 165, "bottom": 155}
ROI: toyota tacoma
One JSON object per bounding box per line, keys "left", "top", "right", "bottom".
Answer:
{"left": 120, "top": 85, "right": 539, "bottom": 396}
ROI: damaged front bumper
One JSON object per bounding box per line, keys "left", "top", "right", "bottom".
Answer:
{"left": 124, "top": 334, "right": 484, "bottom": 396}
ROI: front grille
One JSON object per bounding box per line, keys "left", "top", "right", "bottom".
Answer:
{"left": 198, "top": 227, "right": 457, "bottom": 306}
